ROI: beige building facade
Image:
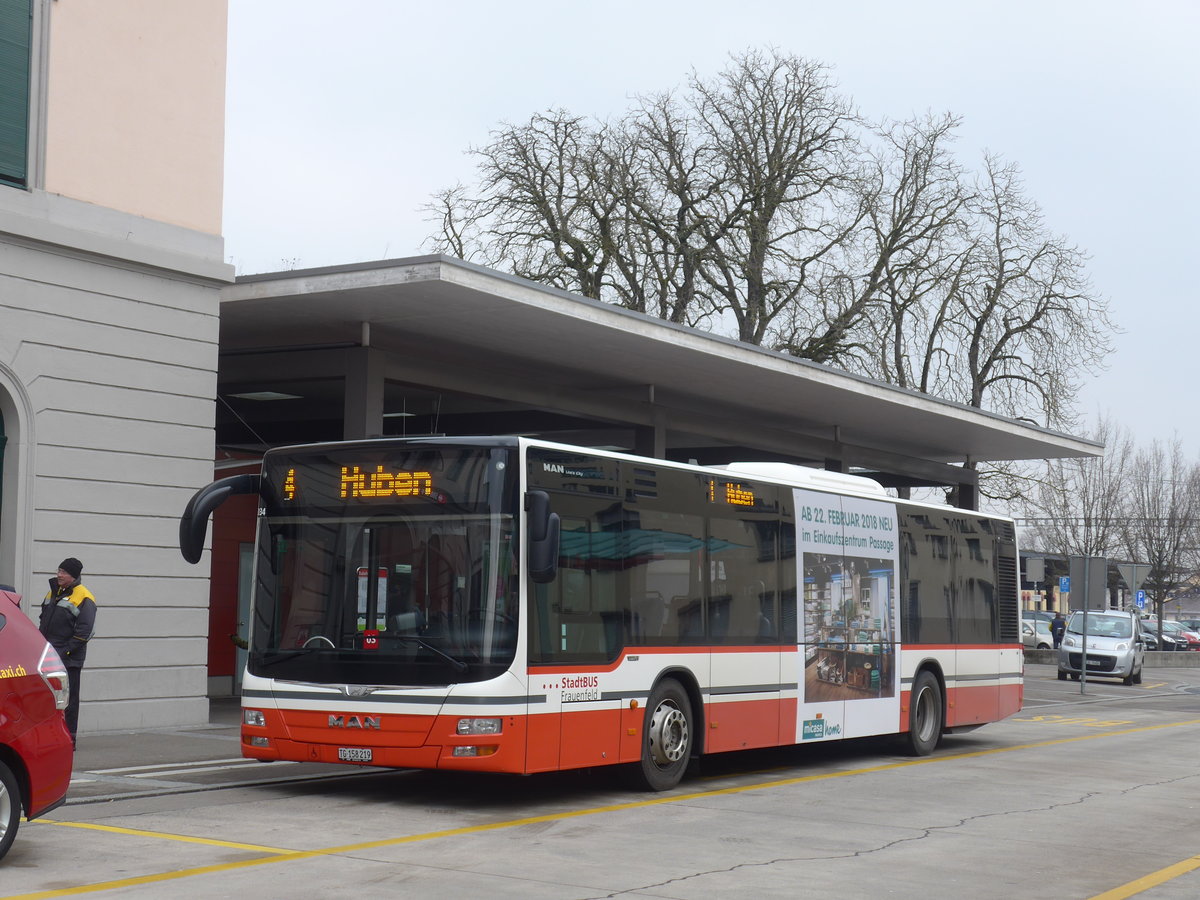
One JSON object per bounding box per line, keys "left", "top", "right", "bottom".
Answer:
{"left": 0, "top": 0, "right": 230, "bottom": 730}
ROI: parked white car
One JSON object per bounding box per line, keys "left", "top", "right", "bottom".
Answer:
{"left": 1021, "top": 618, "right": 1054, "bottom": 650}
{"left": 1057, "top": 610, "right": 1144, "bottom": 685}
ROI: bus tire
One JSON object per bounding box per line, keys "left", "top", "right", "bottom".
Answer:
{"left": 635, "top": 678, "right": 693, "bottom": 791}
{"left": 905, "top": 670, "right": 942, "bottom": 757}
{"left": 0, "top": 759, "right": 20, "bottom": 862}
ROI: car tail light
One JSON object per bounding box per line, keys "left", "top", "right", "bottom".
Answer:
{"left": 39, "top": 643, "right": 70, "bottom": 710}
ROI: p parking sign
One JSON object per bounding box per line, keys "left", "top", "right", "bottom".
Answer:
{"left": 1135, "top": 590, "right": 1146, "bottom": 609}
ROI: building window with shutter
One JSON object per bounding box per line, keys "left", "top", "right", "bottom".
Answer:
{"left": 0, "top": 0, "right": 31, "bottom": 188}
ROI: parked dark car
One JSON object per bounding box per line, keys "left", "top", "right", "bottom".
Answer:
{"left": 1162, "top": 621, "right": 1200, "bottom": 650}
{"left": 1137, "top": 625, "right": 1161, "bottom": 651}
{"left": 0, "top": 586, "right": 75, "bottom": 862}
{"left": 1141, "top": 618, "right": 1188, "bottom": 651}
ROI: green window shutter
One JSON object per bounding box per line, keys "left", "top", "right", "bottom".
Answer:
{"left": 0, "top": 0, "right": 30, "bottom": 188}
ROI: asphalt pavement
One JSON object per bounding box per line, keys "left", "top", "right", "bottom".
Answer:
{"left": 66, "top": 697, "right": 365, "bottom": 805}
{"left": 63, "top": 657, "right": 1200, "bottom": 806}
{"left": 29, "top": 663, "right": 1200, "bottom": 899}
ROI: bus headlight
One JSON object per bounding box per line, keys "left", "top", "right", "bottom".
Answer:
{"left": 457, "top": 717, "right": 502, "bottom": 735}
{"left": 244, "top": 709, "right": 266, "bottom": 727}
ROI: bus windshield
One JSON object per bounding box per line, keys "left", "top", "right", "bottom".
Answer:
{"left": 248, "top": 444, "right": 519, "bottom": 685}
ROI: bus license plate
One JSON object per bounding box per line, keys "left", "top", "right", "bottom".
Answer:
{"left": 338, "top": 747, "right": 372, "bottom": 762}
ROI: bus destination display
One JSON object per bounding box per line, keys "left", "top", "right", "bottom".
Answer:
{"left": 341, "top": 465, "right": 433, "bottom": 499}
{"left": 279, "top": 465, "right": 436, "bottom": 502}
{"left": 707, "top": 479, "right": 755, "bottom": 507}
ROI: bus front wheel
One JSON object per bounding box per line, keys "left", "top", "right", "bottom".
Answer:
{"left": 635, "top": 678, "right": 692, "bottom": 791}
{"left": 905, "top": 670, "right": 942, "bottom": 756}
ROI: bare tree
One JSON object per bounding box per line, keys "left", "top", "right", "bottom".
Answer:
{"left": 425, "top": 183, "right": 476, "bottom": 262}
{"left": 689, "top": 50, "right": 862, "bottom": 352}
{"left": 423, "top": 50, "right": 1116, "bottom": 442}
{"left": 1122, "top": 438, "right": 1200, "bottom": 626}
{"left": 1021, "top": 416, "right": 1133, "bottom": 557}
{"left": 612, "top": 91, "right": 730, "bottom": 325}
{"left": 853, "top": 113, "right": 971, "bottom": 391}
{"left": 946, "top": 155, "right": 1113, "bottom": 427}
{"left": 425, "top": 111, "right": 622, "bottom": 300}
{"left": 425, "top": 51, "right": 866, "bottom": 349}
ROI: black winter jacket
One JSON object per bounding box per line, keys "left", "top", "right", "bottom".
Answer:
{"left": 39, "top": 579, "right": 97, "bottom": 667}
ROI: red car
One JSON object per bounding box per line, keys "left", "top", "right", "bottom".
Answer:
{"left": 0, "top": 586, "right": 74, "bottom": 862}
{"left": 1165, "top": 621, "right": 1200, "bottom": 650}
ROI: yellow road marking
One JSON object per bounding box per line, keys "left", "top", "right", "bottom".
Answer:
{"left": 9, "top": 716, "right": 1200, "bottom": 900}
{"left": 44, "top": 820, "right": 297, "bottom": 854}
{"left": 1090, "top": 853, "right": 1200, "bottom": 899}
{"left": 1013, "top": 714, "right": 1134, "bottom": 727}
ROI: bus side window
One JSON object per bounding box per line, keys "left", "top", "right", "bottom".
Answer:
{"left": 625, "top": 509, "right": 704, "bottom": 645}
{"left": 529, "top": 506, "right": 625, "bottom": 663}
{"left": 899, "top": 512, "right": 953, "bottom": 644}
{"left": 633, "top": 591, "right": 666, "bottom": 638}
{"left": 779, "top": 515, "right": 797, "bottom": 644}
{"left": 955, "top": 521, "right": 998, "bottom": 643}
{"left": 707, "top": 516, "right": 778, "bottom": 644}
{"left": 560, "top": 614, "right": 606, "bottom": 656}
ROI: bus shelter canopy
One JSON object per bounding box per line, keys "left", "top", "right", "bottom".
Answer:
{"left": 216, "top": 255, "right": 1100, "bottom": 501}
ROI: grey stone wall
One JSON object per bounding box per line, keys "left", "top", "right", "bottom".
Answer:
{"left": 0, "top": 188, "right": 232, "bottom": 730}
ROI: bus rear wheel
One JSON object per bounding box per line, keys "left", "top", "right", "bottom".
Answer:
{"left": 635, "top": 678, "right": 692, "bottom": 791}
{"left": 905, "top": 670, "right": 942, "bottom": 756}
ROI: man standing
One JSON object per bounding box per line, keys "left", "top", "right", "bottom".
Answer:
{"left": 39, "top": 558, "right": 96, "bottom": 746}
{"left": 1050, "top": 609, "right": 1067, "bottom": 650}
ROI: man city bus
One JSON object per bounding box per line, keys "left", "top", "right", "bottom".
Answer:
{"left": 180, "top": 436, "right": 1023, "bottom": 791}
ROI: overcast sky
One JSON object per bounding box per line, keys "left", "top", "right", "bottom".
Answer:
{"left": 223, "top": 0, "right": 1199, "bottom": 456}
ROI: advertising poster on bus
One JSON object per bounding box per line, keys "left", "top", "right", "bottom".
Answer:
{"left": 795, "top": 489, "right": 900, "bottom": 743}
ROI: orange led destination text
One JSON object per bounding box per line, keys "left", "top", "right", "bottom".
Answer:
{"left": 341, "top": 466, "right": 434, "bottom": 499}
{"left": 709, "top": 479, "right": 755, "bottom": 507}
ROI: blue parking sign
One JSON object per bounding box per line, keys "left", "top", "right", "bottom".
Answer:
{"left": 1136, "top": 590, "right": 1146, "bottom": 609}
{"left": 1060, "top": 576, "right": 1070, "bottom": 593}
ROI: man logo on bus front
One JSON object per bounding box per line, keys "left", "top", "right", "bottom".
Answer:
{"left": 328, "top": 715, "right": 381, "bottom": 729}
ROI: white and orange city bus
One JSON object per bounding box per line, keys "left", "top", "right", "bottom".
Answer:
{"left": 180, "top": 437, "right": 1023, "bottom": 790}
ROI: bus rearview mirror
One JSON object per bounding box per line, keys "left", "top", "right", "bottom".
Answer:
{"left": 525, "top": 491, "right": 560, "bottom": 583}
{"left": 179, "top": 474, "right": 261, "bottom": 564}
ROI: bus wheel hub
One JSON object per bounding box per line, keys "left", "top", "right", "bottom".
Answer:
{"left": 649, "top": 701, "right": 688, "bottom": 766}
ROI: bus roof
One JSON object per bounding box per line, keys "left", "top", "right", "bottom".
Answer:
{"left": 714, "top": 461, "right": 888, "bottom": 497}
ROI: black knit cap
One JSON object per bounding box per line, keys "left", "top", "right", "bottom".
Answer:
{"left": 58, "top": 557, "right": 83, "bottom": 580}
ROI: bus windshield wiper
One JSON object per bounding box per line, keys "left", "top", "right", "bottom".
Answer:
{"left": 257, "top": 636, "right": 467, "bottom": 674}
{"left": 395, "top": 635, "right": 469, "bottom": 674}
{"left": 259, "top": 645, "right": 326, "bottom": 667}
